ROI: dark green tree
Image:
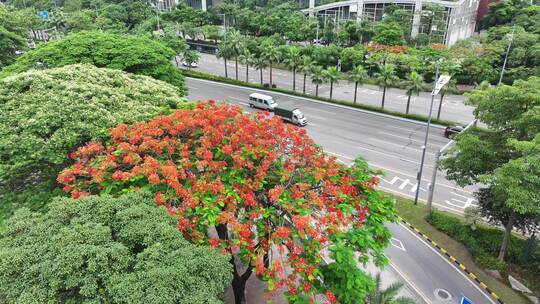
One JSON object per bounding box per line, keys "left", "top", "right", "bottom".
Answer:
{"left": 0, "top": 191, "right": 232, "bottom": 303}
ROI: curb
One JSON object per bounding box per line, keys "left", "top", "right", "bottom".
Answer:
{"left": 397, "top": 215, "right": 504, "bottom": 304}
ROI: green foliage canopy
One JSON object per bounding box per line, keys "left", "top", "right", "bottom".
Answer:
{"left": 0, "top": 191, "right": 232, "bottom": 303}
{"left": 0, "top": 31, "right": 186, "bottom": 93}
{"left": 0, "top": 64, "right": 186, "bottom": 221}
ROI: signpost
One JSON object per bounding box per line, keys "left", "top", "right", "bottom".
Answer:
{"left": 460, "top": 295, "right": 474, "bottom": 304}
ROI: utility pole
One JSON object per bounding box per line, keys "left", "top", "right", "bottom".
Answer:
{"left": 414, "top": 67, "right": 450, "bottom": 205}
{"left": 499, "top": 24, "right": 515, "bottom": 85}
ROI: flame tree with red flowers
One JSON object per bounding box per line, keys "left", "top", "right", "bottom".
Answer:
{"left": 58, "top": 102, "right": 396, "bottom": 304}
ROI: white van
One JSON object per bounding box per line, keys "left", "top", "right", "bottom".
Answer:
{"left": 248, "top": 93, "right": 277, "bottom": 111}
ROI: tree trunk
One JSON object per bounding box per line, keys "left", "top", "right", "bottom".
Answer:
{"left": 224, "top": 58, "right": 228, "bottom": 78}
{"left": 316, "top": 84, "right": 319, "bottom": 96}
{"left": 406, "top": 95, "right": 411, "bottom": 114}
{"left": 354, "top": 81, "right": 358, "bottom": 104}
{"left": 260, "top": 69, "right": 263, "bottom": 85}
{"left": 303, "top": 73, "right": 307, "bottom": 94}
{"left": 270, "top": 63, "right": 273, "bottom": 87}
{"left": 216, "top": 224, "right": 252, "bottom": 304}
{"left": 381, "top": 86, "right": 387, "bottom": 109}
{"left": 174, "top": 55, "right": 179, "bottom": 67}
{"left": 293, "top": 68, "right": 296, "bottom": 91}
{"left": 235, "top": 57, "right": 239, "bottom": 80}
{"left": 330, "top": 81, "right": 333, "bottom": 100}
{"left": 437, "top": 93, "right": 444, "bottom": 120}
{"left": 498, "top": 212, "right": 516, "bottom": 261}
{"left": 246, "top": 64, "right": 249, "bottom": 82}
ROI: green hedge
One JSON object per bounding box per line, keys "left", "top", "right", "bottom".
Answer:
{"left": 427, "top": 211, "right": 540, "bottom": 294}
{"left": 181, "top": 69, "right": 459, "bottom": 127}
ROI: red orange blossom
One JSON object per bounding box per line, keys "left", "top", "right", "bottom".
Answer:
{"left": 58, "top": 101, "right": 396, "bottom": 303}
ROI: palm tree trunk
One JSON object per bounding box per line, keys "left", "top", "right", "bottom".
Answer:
{"left": 354, "top": 81, "right": 358, "bottom": 104}
{"left": 292, "top": 68, "right": 296, "bottom": 91}
{"left": 235, "top": 57, "right": 239, "bottom": 80}
{"left": 330, "top": 81, "right": 333, "bottom": 100}
{"left": 246, "top": 64, "right": 249, "bottom": 82}
{"left": 498, "top": 212, "right": 516, "bottom": 261}
{"left": 303, "top": 74, "right": 307, "bottom": 94}
{"left": 269, "top": 63, "right": 273, "bottom": 87}
{"left": 224, "top": 58, "right": 228, "bottom": 78}
{"left": 316, "top": 84, "right": 319, "bottom": 97}
{"left": 406, "top": 95, "right": 411, "bottom": 114}
{"left": 381, "top": 86, "right": 387, "bottom": 109}
{"left": 437, "top": 93, "right": 444, "bottom": 120}
{"left": 260, "top": 69, "right": 263, "bottom": 85}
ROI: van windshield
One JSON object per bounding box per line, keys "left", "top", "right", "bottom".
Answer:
{"left": 296, "top": 112, "right": 304, "bottom": 119}
{"left": 268, "top": 98, "right": 275, "bottom": 104}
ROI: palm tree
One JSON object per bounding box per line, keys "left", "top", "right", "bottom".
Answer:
{"left": 323, "top": 66, "right": 340, "bottom": 100}
{"left": 238, "top": 49, "right": 255, "bottom": 82}
{"left": 299, "top": 56, "right": 315, "bottom": 94}
{"left": 365, "top": 273, "right": 415, "bottom": 304}
{"left": 436, "top": 78, "right": 457, "bottom": 119}
{"left": 253, "top": 56, "right": 268, "bottom": 86}
{"left": 227, "top": 30, "right": 245, "bottom": 81}
{"left": 404, "top": 71, "right": 424, "bottom": 114}
{"left": 348, "top": 65, "right": 368, "bottom": 104}
{"left": 283, "top": 46, "right": 302, "bottom": 92}
{"left": 216, "top": 42, "right": 233, "bottom": 78}
{"left": 262, "top": 45, "right": 281, "bottom": 87}
{"left": 310, "top": 66, "right": 325, "bottom": 97}
{"left": 375, "top": 63, "right": 398, "bottom": 109}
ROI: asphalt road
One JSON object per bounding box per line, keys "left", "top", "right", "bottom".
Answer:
{"left": 184, "top": 53, "right": 477, "bottom": 125}
{"left": 186, "top": 77, "right": 494, "bottom": 304}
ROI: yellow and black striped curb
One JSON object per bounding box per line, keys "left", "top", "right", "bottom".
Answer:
{"left": 397, "top": 216, "right": 504, "bottom": 304}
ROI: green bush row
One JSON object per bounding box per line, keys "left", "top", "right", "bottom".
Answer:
{"left": 181, "top": 69, "right": 458, "bottom": 127}
{"left": 427, "top": 211, "right": 540, "bottom": 277}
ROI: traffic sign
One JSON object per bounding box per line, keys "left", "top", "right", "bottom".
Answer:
{"left": 460, "top": 296, "right": 474, "bottom": 304}
{"left": 38, "top": 10, "right": 49, "bottom": 20}
{"left": 432, "top": 74, "right": 452, "bottom": 95}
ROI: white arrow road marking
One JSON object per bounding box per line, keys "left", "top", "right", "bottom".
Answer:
{"left": 445, "top": 192, "right": 478, "bottom": 209}
{"left": 390, "top": 237, "right": 406, "bottom": 252}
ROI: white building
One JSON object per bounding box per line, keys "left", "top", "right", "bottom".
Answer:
{"left": 303, "top": 0, "right": 479, "bottom": 46}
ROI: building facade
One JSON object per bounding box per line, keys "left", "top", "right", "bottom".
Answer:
{"left": 303, "top": 0, "right": 480, "bottom": 45}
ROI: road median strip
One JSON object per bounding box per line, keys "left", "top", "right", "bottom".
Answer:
{"left": 397, "top": 215, "right": 504, "bottom": 304}
{"left": 181, "top": 68, "right": 458, "bottom": 127}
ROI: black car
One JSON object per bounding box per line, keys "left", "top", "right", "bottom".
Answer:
{"left": 444, "top": 126, "right": 464, "bottom": 138}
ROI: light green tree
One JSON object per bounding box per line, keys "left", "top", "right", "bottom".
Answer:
{"left": 442, "top": 76, "right": 540, "bottom": 261}
{"left": 0, "top": 64, "right": 187, "bottom": 223}
{"left": 226, "top": 30, "right": 246, "bottom": 80}
{"left": 0, "top": 191, "right": 232, "bottom": 303}
{"left": 182, "top": 50, "right": 200, "bottom": 70}
{"left": 375, "top": 63, "right": 398, "bottom": 109}
{"left": 216, "top": 41, "right": 233, "bottom": 78}
{"left": 283, "top": 46, "right": 303, "bottom": 91}
{"left": 0, "top": 4, "right": 30, "bottom": 68}
{"left": 324, "top": 66, "right": 340, "bottom": 100}
{"left": 348, "top": 65, "right": 368, "bottom": 104}
{"left": 404, "top": 71, "right": 424, "bottom": 114}
{"left": 311, "top": 65, "right": 325, "bottom": 97}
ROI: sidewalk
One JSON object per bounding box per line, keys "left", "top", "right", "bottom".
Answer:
{"left": 180, "top": 53, "right": 476, "bottom": 125}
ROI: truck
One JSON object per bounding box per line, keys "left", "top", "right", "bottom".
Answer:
{"left": 273, "top": 107, "right": 307, "bottom": 126}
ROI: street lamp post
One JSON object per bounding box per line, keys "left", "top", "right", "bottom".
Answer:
{"left": 499, "top": 24, "right": 515, "bottom": 85}
{"left": 414, "top": 67, "right": 439, "bottom": 205}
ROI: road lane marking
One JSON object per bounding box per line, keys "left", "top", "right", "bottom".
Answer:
{"left": 390, "top": 237, "right": 406, "bottom": 252}
{"left": 368, "top": 137, "right": 437, "bottom": 155}
{"left": 397, "top": 221, "right": 499, "bottom": 304}
{"left": 387, "top": 262, "right": 431, "bottom": 304}
{"left": 186, "top": 77, "right": 448, "bottom": 128}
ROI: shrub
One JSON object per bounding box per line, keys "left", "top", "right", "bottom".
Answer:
{"left": 0, "top": 31, "right": 186, "bottom": 93}
{"left": 0, "top": 64, "right": 187, "bottom": 222}
{"left": 0, "top": 191, "right": 232, "bottom": 303}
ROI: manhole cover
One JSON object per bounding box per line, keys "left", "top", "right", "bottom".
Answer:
{"left": 434, "top": 288, "right": 452, "bottom": 301}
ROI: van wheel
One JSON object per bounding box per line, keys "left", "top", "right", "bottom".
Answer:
{"left": 249, "top": 104, "right": 254, "bottom": 108}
